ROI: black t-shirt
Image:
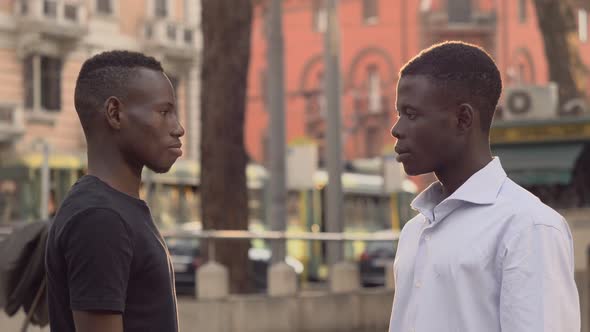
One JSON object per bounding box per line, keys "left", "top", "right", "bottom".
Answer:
{"left": 45, "top": 175, "right": 178, "bottom": 332}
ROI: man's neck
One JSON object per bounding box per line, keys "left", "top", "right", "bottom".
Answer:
{"left": 87, "top": 146, "right": 143, "bottom": 199}
{"left": 436, "top": 149, "right": 493, "bottom": 198}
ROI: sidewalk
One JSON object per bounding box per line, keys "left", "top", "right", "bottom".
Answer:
{"left": 0, "top": 310, "right": 48, "bottom": 332}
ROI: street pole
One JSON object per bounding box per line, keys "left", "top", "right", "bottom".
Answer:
{"left": 267, "top": 0, "right": 287, "bottom": 263}
{"left": 324, "top": 0, "right": 343, "bottom": 264}
{"left": 40, "top": 141, "right": 50, "bottom": 220}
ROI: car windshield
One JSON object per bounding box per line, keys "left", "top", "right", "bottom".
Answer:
{"left": 166, "top": 238, "right": 200, "bottom": 256}
{"left": 366, "top": 240, "right": 397, "bottom": 254}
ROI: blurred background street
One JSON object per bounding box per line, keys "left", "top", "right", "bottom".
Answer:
{"left": 0, "top": 0, "right": 590, "bottom": 331}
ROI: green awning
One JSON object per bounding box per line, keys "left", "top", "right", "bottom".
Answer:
{"left": 492, "top": 143, "right": 585, "bottom": 186}
{"left": 0, "top": 166, "right": 29, "bottom": 180}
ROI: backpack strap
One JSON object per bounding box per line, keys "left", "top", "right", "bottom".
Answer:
{"left": 20, "top": 277, "right": 46, "bottom": 332}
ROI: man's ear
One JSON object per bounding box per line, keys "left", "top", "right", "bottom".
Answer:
{"left": 104, "top": 97, "right": 123, "bottom": 130}
{"left": 456, "top": 103, "right": 474, "bottom": 134}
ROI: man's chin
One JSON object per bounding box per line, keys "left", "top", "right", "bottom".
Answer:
{"left": 402, "top": 163, "right": 430, "bottom": 177}
{"left": 146, "top": 164, "right": 174, "bottom": 174}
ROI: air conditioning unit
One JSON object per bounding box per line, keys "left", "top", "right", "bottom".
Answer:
{"left": 502, "top": 83, "right": 558, "bottom": 121}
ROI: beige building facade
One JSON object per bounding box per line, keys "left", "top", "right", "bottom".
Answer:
{"left": 0, "top": 0, "right": 202, "bottom": 222}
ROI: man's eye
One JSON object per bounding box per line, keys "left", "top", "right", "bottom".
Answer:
{"left": 407, "top": 113, "right": 417, "bottom": 120}
{"left": 160, "top": 110, "right": 169, "bottom": 115}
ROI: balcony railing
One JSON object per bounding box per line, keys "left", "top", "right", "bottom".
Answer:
{"left": 15, "top": 0, "right": 88, "bottom": 39}
{"left": 423, "top": 10, "right": 496, "bottom": 31}
{"left": 143, "top": 19, "right": 200, "bottom": 60}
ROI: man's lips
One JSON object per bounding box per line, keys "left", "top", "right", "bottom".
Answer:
{"left": 168, "top": 143, "right": 183, "bottom": 156}
{"left": 395, "top": 148, "right": 411, "bottom": 162}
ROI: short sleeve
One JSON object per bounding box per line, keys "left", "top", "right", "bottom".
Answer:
{"left": 61, "top": 208, "right": 133, "bottom": 313}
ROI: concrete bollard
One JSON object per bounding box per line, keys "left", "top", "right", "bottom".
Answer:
{"left": 268, "top": 262, "right": 297, "bottom": 296}
{"left": 330, "top": 261, "right": 360, "bottom": 293}
{"left": 197, "top": 261, "right": 229, "bottom": 299}
{"left": 575, "top": 269, "right": 588, "bottom": 332}
{"left": 385, "top": 261, "right": 395, "bottom": 289}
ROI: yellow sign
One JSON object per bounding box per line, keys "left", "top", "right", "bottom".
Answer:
{"left": 491, "top": 121, "right": 590, "bottom": 144}
{"left": 21, "top": 152, "right": 85, "bottom": 169}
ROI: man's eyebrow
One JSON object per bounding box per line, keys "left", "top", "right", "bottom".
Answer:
{"left": 154, "top": 101, "right": 175, "bottom": 108}
{"left": 397, "top": 103, "right": 419, "bottom": 111}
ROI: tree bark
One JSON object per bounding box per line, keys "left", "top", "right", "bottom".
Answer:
{"left": 533, "top": 0, "right": 588, "bottom": 114}
{"left": 200, "top": 0, "right": 253, "bottom": 293}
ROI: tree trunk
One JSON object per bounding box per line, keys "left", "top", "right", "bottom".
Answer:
{"left": 533, "top": 0, "right": 588, "bottom": 115}
{"left": 200, "top": 0, "right": 253, "bottom": 293}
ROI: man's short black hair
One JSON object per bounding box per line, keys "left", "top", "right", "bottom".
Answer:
{"left": 74, "top": 50, "right": 163, "bottom": 132}
{"left": 400, "top": 41, "right": 502, "bottom": 132}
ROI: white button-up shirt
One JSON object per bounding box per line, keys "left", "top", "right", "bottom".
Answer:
{"left": 389, "top": 158, "right": 580, "bottom": 332}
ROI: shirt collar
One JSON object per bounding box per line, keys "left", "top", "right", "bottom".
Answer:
{"left": 411, "top": 157, "right": 507, "bottom": 222}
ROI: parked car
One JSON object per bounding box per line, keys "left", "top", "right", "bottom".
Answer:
{"left": 165, "top": 236, "right": 304, "bottom": 295}
{"left": 166, "top": 237, "right": 202, "bottom": 294}
{"left": 359, "top": 234, "right": 397, "bottom": 287}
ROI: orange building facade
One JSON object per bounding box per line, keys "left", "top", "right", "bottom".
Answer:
{"left": 245, "top": 0, "right": 590, "bottom": 166}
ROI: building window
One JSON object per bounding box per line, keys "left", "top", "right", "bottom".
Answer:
{"left": 367, "top": 66, "right": 381, "bottom": 113}
{"left": 96, "top": 0, "right": 113, "bottom": 15}
{"left": 580, "top": 9, "right": 588, "bottom": 43}
{"left": 184, "top": 29, "right": 193, "bottom": 44}
{"left": 317, "top": 72, "right": 326, "bottom": 117}
{"left": 304, "top": 72, "right": 326, "bottom": 142}
{"left": 64, "top": 4, "right": 78, "bottom": 21}
{"left": 43, "top": 0, "right": 58, "bottom": 18}
{"left": 447, "top": 0, "right": 471, "bottom": 23}
{"left": 23, "top": 56, "right": 34, "bottom": 109}
{"left": 260, "top": 69, "right": 267, "bottom": 101}
{"left": 363, "top": 0, "right": 378, "bottom": 24}
{"left": 304, "top": 72, "right": 326, "bottom": 117}
{"left": 312, "top": 0, "right": 326, "bottom": 32}
{"left": 155, "top": 0, "right": 168, "bottom": 18}
{"left": 166, "top": 23, "right": 177, "bottom": 40}
{"left": 518, "top": 0, "right": 527, "bottom": 23}
{"left": 24, "top": 55, "right": 62, "bottom": 112}
{"left": 517, "top": 63, "right": 526, "bottom": 83}
{"left": 365, "top": 126, "right": 380, "bottom": 158}
{"left": 41, "top": 56, "right": 62, "bottom": 111}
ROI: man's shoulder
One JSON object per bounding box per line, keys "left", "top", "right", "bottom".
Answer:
{"left": 498, "top": 179, "right": 566, "bottom": 230}
{"left": 51, "top": 206, "right": 127, "bottom": 241}
{"left": 404, "top": 214, "right": 426, "bottom": 227}
{"left": 51, "top": 178, "right": 128, "bottom": 239}
{"left": 399, "top": 214, "right": 426, "bottom": 239}
{"left": 57, "top": 175, "right": 134, "bottom": 218}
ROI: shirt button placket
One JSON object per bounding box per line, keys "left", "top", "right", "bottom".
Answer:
{"left": 410, "top": 226, "right": 431, "bottom": 332}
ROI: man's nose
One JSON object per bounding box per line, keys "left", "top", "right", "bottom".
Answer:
{"left": 391, "top": 118, "right": 403, "bottom": 139}
{"left": 172, "top": 121, "right": 185, "bottom": 138}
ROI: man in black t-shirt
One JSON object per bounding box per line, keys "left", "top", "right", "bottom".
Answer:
{"left": 45, "top": 51, "right": 184, "bottom": 332}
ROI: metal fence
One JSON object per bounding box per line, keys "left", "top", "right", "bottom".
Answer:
{"left": 162, "top": 229, "right": 400, "bottom": 261}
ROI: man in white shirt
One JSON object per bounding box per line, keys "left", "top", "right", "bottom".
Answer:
{"left": 389, "top": 41, "right": 580, "bottom": 332}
